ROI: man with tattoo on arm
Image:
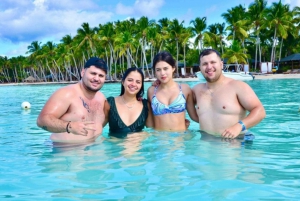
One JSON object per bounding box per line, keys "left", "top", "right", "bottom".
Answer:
{"left": 37, "top": 57, "right": 107, "bottom": 143}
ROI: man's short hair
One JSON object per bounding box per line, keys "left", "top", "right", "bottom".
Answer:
{"left": 199, "top": 49, "right": 222, "bottom": 63}
{"left": 84, "top": 57, "right": 108, "bottom": 73}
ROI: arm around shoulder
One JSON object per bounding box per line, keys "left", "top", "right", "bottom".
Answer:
{"left": 102, "top": 98, "right": 111, "bottom": 127}
{"left": 145, "top": 100, "right": 154, "bottom": 128}
{"left": 182, "top": 84, "right": 199, "bottom": 123}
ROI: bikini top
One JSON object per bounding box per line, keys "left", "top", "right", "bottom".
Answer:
{"left": 151, "top": 84, "right": 186, "bottom": 116}
{"left": 107, "top": 97, "right": 148, "bottom": 137}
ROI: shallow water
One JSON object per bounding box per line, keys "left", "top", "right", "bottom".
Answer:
{"left": 0, "top": 79, "right": 299, "bottom": 200}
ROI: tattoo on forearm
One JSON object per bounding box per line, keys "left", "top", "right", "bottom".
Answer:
{"left": 80, "top": 97, "right": 90, "bottom": 113}
{"left": 42, "top": 126, "right": 48, "bottom": 131}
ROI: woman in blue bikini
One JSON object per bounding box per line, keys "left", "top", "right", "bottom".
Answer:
{"left": 147, "top": 51, "right": 199, "bottom": 132}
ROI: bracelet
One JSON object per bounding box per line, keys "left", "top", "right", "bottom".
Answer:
{"left": 66, "top": 121, "right": 71, "bottom": 133}
{"left": 238, "top": 120, "right": 246, "bottom": 131}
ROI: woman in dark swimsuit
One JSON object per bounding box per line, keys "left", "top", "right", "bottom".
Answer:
{"left": 104, "top": 67, "right": 153, "bottom": 138}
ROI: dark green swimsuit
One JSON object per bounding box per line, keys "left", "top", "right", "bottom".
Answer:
{"left": 107, "top": 97, "right": 148, "bottom": 137}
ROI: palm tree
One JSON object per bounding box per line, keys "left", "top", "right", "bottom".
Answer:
{"left": 9, "top": 56, "right": 27, "bottom": 83}
{"left": 136, "top": 16, "right": 155, "bottom": 77}
{"left": 76, "top": 22, "right": 97, "bottom": 56}
{"left": 206, "top": 24, "right": 219, "bottom": 50}
{"left": 26, "top": 41, "right": 43, "bottom": 80}
{"left": 147, "top": 26, "right": 161, "bottom": 77}
{"left": 223, "top": 41, "right": 250, "bottom": 70}
{"left": 222, "top": 5, "right": 248, "bottom": 46}
{"left": 293, "top": 6, "right": 300, "bottom": 25}
{"left": 40, "top": 41, "right": 60, "bottom": 82}
{"left": 216, "top": 23, "right": 227, "bottom": 55}
{"left": 157, "top": 18, "right": 170, "bottom": 51}
{"left": 168, "top": 19, "right": 185, "bottom": 77}
{"left": 180, "top": 28, "right": 193, "bottom": 75}
{"left": 0, "top": 56, "right": 11, "bottom": 82}
{"left": 98, "top": 22, "right": 116, "bottom": 80}
{"left": 26, "top": 41, "right": 42, "bottom": 60}
{"left": 114, "top": 31, "right": 138, "bottom": 70}
{"left": 61, "top": 34, "right": 80, "bottom": 80}
{"left": 247, "top": 0, "right": 267, "bottom": 70}
{"left": 190, "top": 17, "right": 207, "bottom": 52}
{"left": 265, "top": 1, "right": 293, "bottom": 67}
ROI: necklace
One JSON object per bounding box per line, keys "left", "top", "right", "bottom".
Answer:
{"left": 121, "top": 95, "right": 136, "bottom": 109}
{"left": 206, "top": 83, "right": 215, "bottom": 96}
{"left": 206, "top": 82, "right": 222, "bottom": 96}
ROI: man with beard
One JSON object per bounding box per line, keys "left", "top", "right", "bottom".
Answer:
{"left": 37, "top": 57, "right": 107, "bottom": 143}
{"left": 192, "top": 49, "right": 265, "bottom": 140}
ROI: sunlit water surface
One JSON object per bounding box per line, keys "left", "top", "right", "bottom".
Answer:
{"left": 0, "top": 79, "right": 299, "bottom": 200}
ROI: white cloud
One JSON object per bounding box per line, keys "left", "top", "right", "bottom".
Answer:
{"left": 0, "top": 0, "right": 114, "bottom": 44}
{"left": 205, "top": 5, "right": 217, "bottom": 17}
{"left": 116, "top": 0, "right": 165, "bottom": 17}
{"left": 116, "top": 3, "right": 134, "bottom": 15}
{"left": 283, "top": 0, "right": 300, "bottom": 7}
{"left": 264, "top": 0, "right": 300, "bottom": 8}
{"left": 6, "top": 42, "right": 29, "bottom": 57}
{"left": 178, "top": 9, "right": 193, "bottom": 24}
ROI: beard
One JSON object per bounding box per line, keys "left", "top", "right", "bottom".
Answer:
{"left": 82, "top": 79, "right": 103, "bottom": 92}
{"left": 85, "top": 85, "right": 102, "bottom": 92}
{"left": 204, "top": 70, "right": 221, "bottom": 83}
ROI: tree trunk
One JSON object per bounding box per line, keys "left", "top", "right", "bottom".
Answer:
{"left": 278, "top": 37, "right": 283, "bottom": 69}
{"left": 176, "top": 40, "right": 179, "bottom": 77}
{"left": 14, "top": 67, "right": 19, "bottom": 83}
{"left": 128, "top": 48, "right": 138, "bottom": 68}
{"left": 255, "top": 37, "right": 258, "bottom": 71}
{"left": 53, "top": 59, "right": 64, "bottom": 81}
{"left": 270, "top": 28, "right": 277, "bottom": 68}
{"left": 141, "top": 39, "right": 151, "bottom": 78}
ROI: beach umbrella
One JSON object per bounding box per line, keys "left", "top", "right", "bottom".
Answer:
{"left": 24, "top": 76, "right": 36, "bottom": 82}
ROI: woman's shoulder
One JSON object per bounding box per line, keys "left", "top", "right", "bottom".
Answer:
{"left": 179, "top": 82, "right": 190, "bottom": 88}
{"left": 147, "top": 85, "right": 155, "bottom": 92}
{"left": 179, "top": 83, "right": 192, "bottom": 92}
{"left": 147, "top": 86, "right": 155, "bottom": 98}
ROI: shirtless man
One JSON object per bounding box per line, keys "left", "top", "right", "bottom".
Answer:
{"left": 192, "top": 49, "right": 266, "bottom": 139}
{"left": 37, "top": 57, "right": 107, "bottom": 143}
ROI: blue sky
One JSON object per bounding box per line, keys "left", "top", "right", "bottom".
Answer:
{"left": 0, "top": 0, "right": 298, "bottom": 58}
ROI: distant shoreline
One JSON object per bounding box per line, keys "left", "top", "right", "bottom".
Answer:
{"left": 1, "top": 73, "right": 300, "bottom": 86}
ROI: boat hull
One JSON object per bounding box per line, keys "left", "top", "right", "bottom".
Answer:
{"left": 196, "top": 71, "right": 254, "bottom": 82}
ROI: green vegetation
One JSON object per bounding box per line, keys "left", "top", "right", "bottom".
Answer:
{"left": 1, "top": 0, "right": 300, "bottom": 83}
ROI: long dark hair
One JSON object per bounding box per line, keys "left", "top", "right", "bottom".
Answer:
{"left": 120, "top": 67, "right": 145, "bottom": 100}
{"left": 152, "top": 51, "right": 176, "bottom": 70}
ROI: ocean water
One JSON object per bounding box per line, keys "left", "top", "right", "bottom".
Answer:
{"left": 0, "top": 79, "right": 299, "bottom": 200}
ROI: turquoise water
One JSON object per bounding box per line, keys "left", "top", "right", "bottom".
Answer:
{"left": 0, "top": 79, "right": 299, "bottom": 200}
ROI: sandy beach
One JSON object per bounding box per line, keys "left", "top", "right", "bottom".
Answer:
{"left": 0, "top": 73, "right": 300, "bottom": 86}
{"left": 169, "top": 73, "right": 300, "bottom": 82}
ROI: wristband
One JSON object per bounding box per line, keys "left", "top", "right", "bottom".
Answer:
{"left": 66, "top": 121, "right": 71, "bottom": 133}
{"left": 238, "top": 120, "right": 246, "bottom": 131}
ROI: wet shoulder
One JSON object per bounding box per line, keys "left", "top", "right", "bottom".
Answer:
{"left": 180, "top": 83, "right": 191, "bottom": 90}
{"left": 52, "top": 84, "right": 78, "bottom": 98}
{"left": 192, "top": 83, "right": 206, "bottom": 92}
{"left": 227, "top": 79, "right": 248, "bottom": 91}
{"left": 179, "top": 83, "right": 192, "bottom": 96}
{"left": 95, "top": 91, "right": 107, "bottom": 102}
{"left": 147, "top": 86, "right": 155, "bottom": 97}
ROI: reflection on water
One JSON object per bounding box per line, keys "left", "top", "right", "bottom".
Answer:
{"left": 35, "top": 130, "right": 268, "bottom": 200}
{"left": 0, "top": 80, "right": 300, "bottom": 200}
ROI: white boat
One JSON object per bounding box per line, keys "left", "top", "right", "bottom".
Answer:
{"left": 196, "top": 64, "right": 255, "bottom": 82}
